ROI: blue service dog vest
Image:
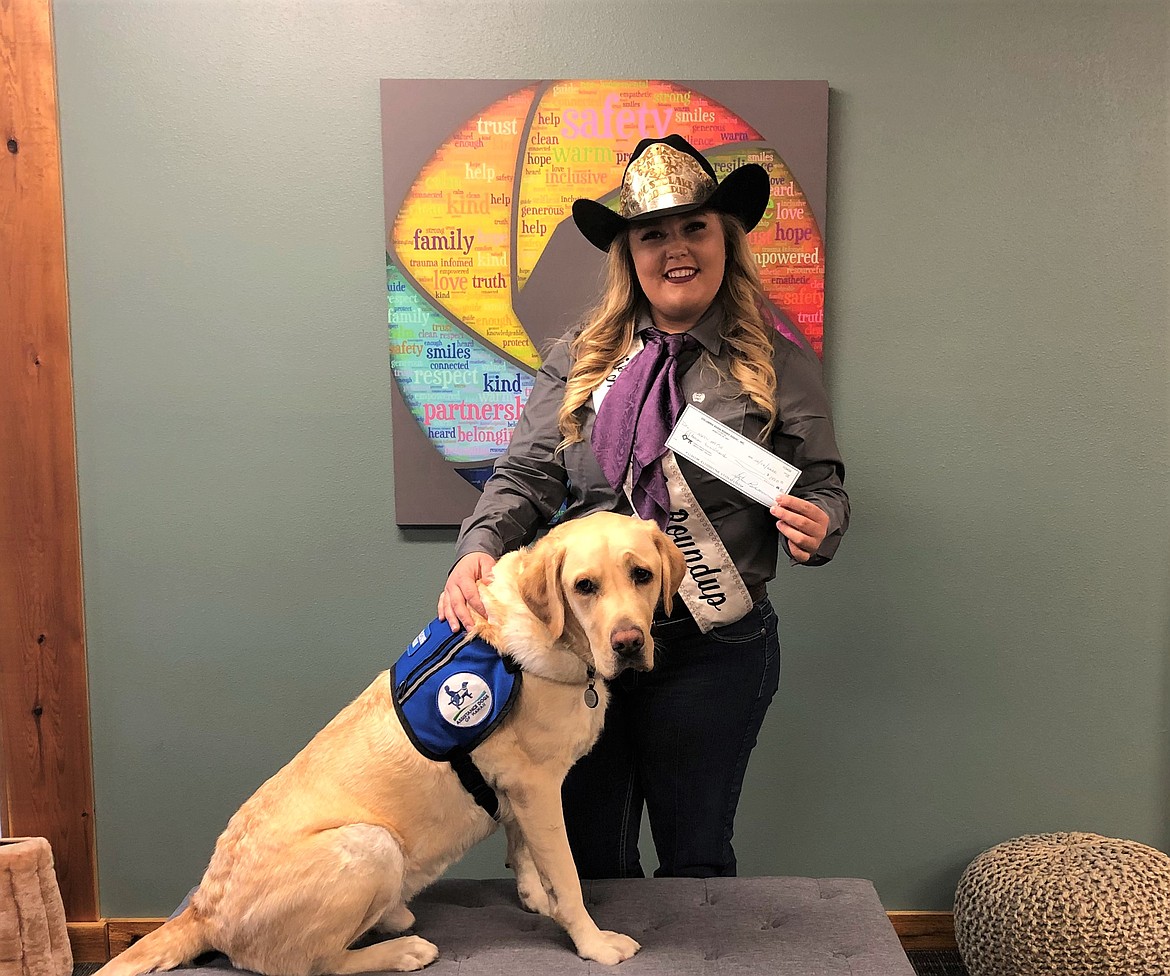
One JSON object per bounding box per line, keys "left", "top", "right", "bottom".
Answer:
{"left": 390, "top": 617, "right": 521, "bottom": 819}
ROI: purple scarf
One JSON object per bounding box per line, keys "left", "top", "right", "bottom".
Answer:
{"left": 591, "top": 328, "right": 698, "bottom": 528}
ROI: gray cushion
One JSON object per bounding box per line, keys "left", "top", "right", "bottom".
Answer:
{"left": 172, "top": 877, "right": 914, "bottom": 975}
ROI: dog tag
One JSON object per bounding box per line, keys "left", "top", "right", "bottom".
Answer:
{"left": 584, "top": 686, "right": 599, "bottom": 709}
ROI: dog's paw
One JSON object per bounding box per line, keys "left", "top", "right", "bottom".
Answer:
{"left": 576, "top": 930, "right": 641, "bottom": 965}
{"left": 387, "top": 936, "right": 439, "bottom": 972}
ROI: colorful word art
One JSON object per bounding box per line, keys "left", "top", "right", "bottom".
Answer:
{"left": 383, "top": 79, "right": 829, "bottom": 523}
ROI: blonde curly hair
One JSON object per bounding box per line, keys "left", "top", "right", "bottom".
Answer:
{"left": 557, "top": 211, "right": 779, "bottom": 450}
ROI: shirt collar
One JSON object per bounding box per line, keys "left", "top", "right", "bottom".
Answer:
{"left": 635, "top": 302, "right": 724, "bottom": 355}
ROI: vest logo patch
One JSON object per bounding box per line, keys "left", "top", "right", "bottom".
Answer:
{"left": 692, "top": 392, "right": 706, "bottom": 403}
{"left": 437, "top": 672, "right": 493, "bottom": 728}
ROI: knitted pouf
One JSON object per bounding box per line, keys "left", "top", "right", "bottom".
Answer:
{"left": 954, "top": 832, "right": 1170, "bottom": 976}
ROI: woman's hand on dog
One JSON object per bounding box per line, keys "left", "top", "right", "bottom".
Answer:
{"left": 439, "top": 552, "right": 497, "bottom": 631}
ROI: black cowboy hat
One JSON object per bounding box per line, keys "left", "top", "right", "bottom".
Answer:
{"left": 570, "top": 134, "right": 771, "bottom": 252}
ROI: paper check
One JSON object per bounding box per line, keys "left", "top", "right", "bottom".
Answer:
{"left": 665, "top": 404, "right": 801, "bottom": 508}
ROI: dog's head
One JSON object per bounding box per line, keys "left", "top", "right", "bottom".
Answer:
{"left": 516, "top": 512, "right": 686, "bottom": 680}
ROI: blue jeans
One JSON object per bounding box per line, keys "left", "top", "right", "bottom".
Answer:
{"left": 561, "top": 597, "right": 781, "bottom": 879}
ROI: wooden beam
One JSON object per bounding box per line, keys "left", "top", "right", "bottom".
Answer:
{"left": 0, "top": 0, "right": 99, "bottom": 920}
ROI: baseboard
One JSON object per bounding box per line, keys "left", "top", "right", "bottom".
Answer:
{"left": 887, "top": 911, "right": 957, "bottom": 951}
{"left": 66, "top": 922, "right": 109, "bottom": 963}
{"left": 70, "top": 911, "right": 957, "bottom": 962}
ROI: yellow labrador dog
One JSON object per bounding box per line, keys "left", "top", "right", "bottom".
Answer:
{"left": 98, "top": 512, "right": 685, "bottom": 976}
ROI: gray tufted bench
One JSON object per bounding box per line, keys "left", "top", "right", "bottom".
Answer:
{"left": 165, "top": 877, "right": 914, "bottom": 975}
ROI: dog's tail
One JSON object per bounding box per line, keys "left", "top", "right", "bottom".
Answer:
{"left": 95, "top": 906, "right": 211, "bottom": 976}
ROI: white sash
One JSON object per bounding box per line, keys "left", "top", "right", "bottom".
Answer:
{"left": 591, "top": 338, "right": 754, "bottom": 633}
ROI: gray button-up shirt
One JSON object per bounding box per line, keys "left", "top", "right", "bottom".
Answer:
{"left": 455, "top": 305, "right": 849, "bottom": 588}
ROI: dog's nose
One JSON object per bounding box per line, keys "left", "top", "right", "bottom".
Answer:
{"left": 611, "top": 626, "right": 645, "bottom": 660}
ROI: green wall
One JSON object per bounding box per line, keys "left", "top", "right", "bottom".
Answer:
{"left": 54, "top": 0, "right": 1168, "bottom": 915}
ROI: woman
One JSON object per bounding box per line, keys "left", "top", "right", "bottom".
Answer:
{"left": 438, "top": 135, "right": 849, "bottom": 879}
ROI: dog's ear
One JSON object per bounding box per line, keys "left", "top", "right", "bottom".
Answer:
{"left": 653, "top": 530, "right": 687, "bottom": 616}
{"left": 519, "top": 539, "right": 567, "bottom": 639}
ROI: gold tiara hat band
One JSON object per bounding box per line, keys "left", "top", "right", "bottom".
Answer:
{"left": 572, "top": 134, "right": 772, "bottom": 251}
{"left": 618, "top": 143, "right": 718, "bottom": 219}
